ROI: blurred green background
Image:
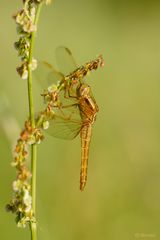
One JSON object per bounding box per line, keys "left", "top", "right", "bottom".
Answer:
{"left": 1, "top": 0, "right": 160, "bottom": 239}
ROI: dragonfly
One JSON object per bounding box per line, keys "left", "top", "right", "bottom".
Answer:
{"left": 35, "top": 47, "right": 104, "bottom": 191}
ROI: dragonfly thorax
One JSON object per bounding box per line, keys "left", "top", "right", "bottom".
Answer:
{"left": 76, "top": 83, "right": 91, "bottom": 98}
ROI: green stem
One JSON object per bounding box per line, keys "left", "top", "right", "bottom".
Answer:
{"left": 27, "top": 2, "right": 43, "bottom": 240}
{"left": 30, "top": 144, "right": 37, "bottom": 240}
{"left": 28, "top": 3, "right": 43, "bottom": 128}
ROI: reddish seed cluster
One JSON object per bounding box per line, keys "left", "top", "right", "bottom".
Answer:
{"left": 7, "top": 120, "right": 44, "bottom": 227}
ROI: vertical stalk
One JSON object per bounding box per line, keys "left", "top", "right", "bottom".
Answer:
{"left": 27, "top": 3, "right": 43, "bottom": 240}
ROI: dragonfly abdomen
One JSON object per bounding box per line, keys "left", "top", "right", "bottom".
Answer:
{"left": 80, "top": 124, "right": 92, "bottom": 191}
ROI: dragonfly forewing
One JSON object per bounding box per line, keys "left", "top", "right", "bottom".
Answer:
{"left": 55, "top": 46, "right": 78, "bottom": 76}
{"left": 46, "top": 114, "right": 83, "bottom": 140}
{"left": 35, "top": 60, "right": 64, "bottom": 89}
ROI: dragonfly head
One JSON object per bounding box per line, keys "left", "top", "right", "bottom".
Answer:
{"left": 77, "top": 83, "right": 91, "bottom": 97}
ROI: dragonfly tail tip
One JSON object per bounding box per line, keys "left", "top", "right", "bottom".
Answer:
{"left": 80, "top": 182, "right": 86, "bottom": 191}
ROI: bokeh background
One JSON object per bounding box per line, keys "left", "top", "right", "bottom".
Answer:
{"left": 1, "top": 1, "right": 160, "bottom": 239}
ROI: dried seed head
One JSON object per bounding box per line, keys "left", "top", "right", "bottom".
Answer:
{"left": 17, "top": 63, "right": 28, "bottom": 80}
{"left": 23, "top": 20, "right": 37, "bottom": 33}
{"left": 42, "top": 120, "right": 49, "bottom": 130}
{"left": 28, "top": 58, "right": 37, "bottom": 71}
{"left": 46, "top": 0, "right": 52, "bottom": 5}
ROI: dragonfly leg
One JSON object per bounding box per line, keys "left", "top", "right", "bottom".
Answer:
{"left": 64, "top": 86, "right": 78, "bottom": 99}
{"left": 61, "top": 103, "right": 78, "bottom": 108}
{"left": 55, "top": 103, "right": 79, "bottom": 119}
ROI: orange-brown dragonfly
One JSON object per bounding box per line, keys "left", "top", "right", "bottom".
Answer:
{"left": 36, "top": 47, "right": 103, "bottom": 191}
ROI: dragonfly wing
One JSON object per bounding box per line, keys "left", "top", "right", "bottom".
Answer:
{"left": 55, "top": 46, "right": 78, "bottom": 76}
{"left": 34, "top": 61, "right": 63, "bottom": 89}
{"left": 46, "top": 115, "right": 82, "bottom": 140}
{"left": 47, "top": 67, "right": 64, "bottom": 86}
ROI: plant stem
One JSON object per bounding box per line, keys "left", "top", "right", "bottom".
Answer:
{"left": 27, "top": 2, "right": 43, "bottom": 240}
